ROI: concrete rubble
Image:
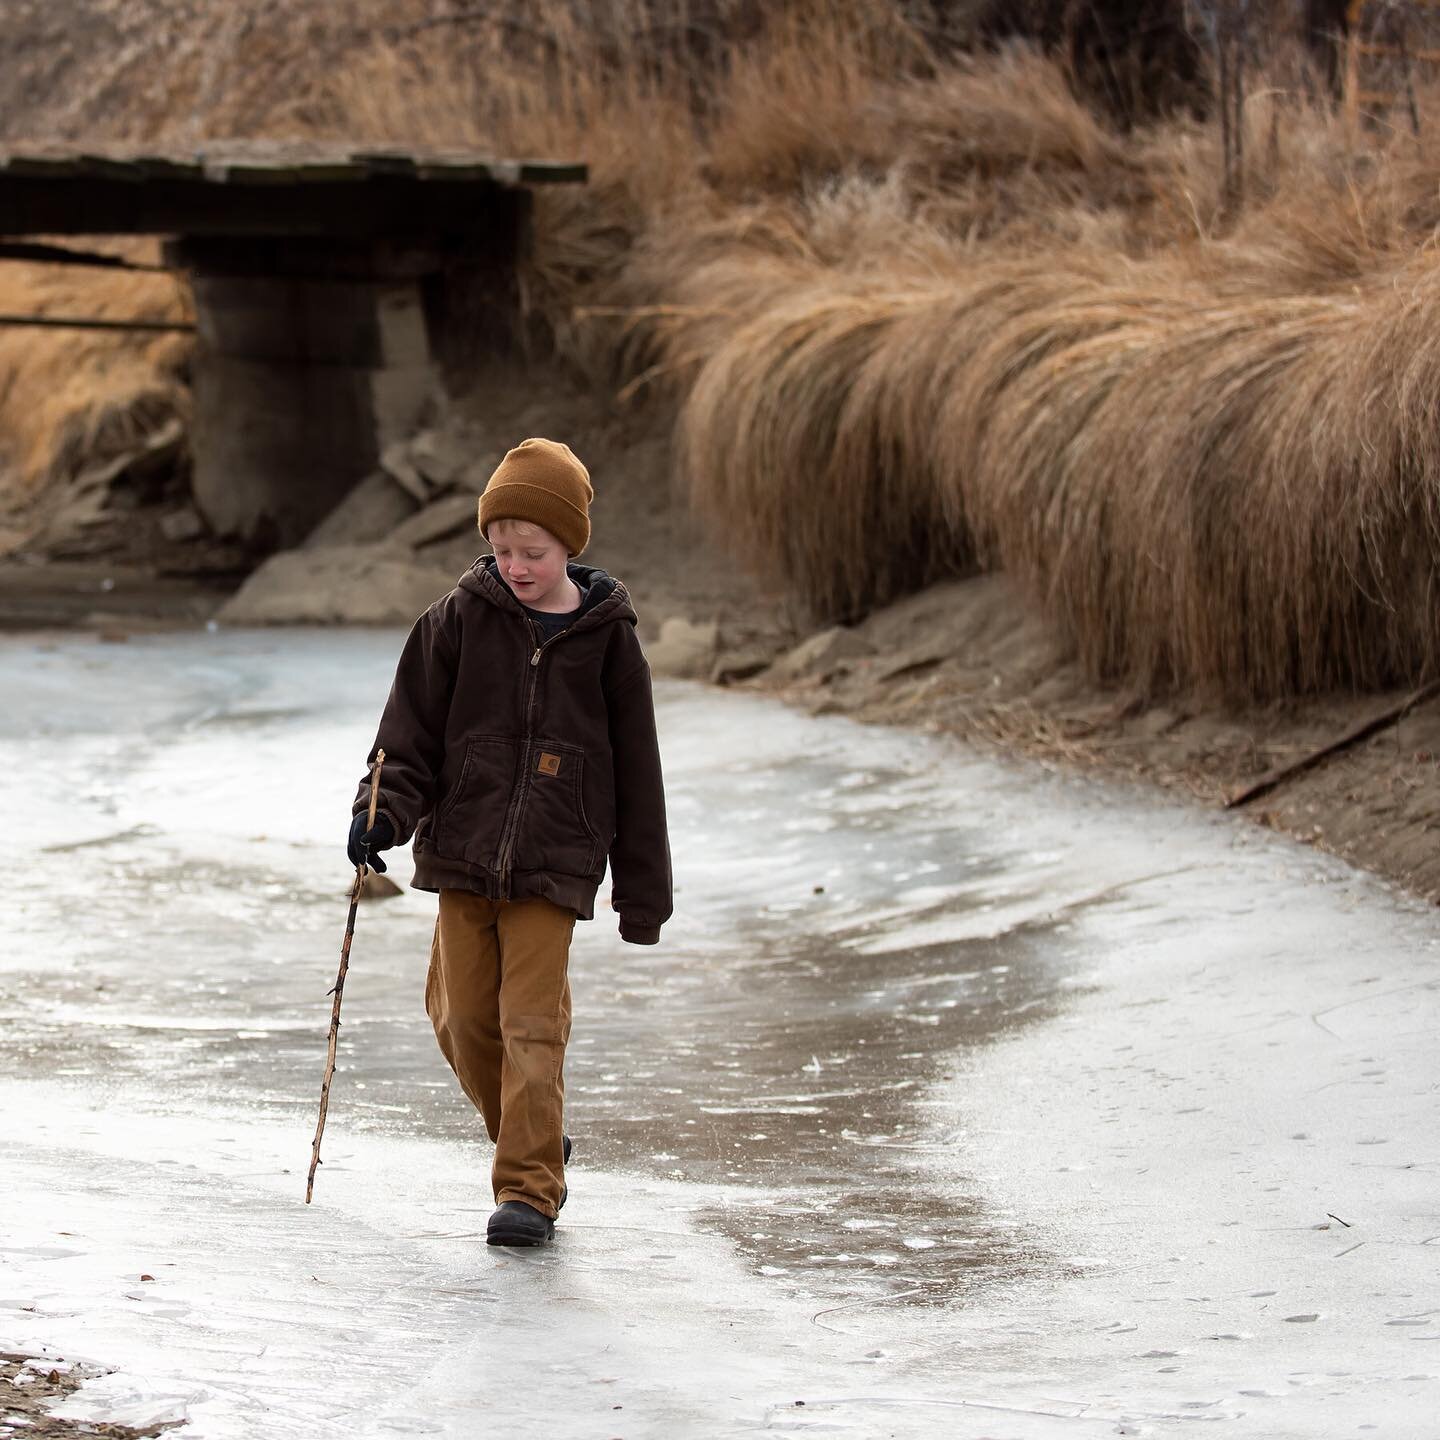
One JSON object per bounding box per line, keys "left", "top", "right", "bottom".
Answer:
{"left": 765, "top": 623, "right": 875, "bottom": 684}
{"left": 216, "top": 541, "right": 455, "bottom": 626}
{"left": 32, "top": 414, "right": 189, "bottom": 553}
{"left": 645, "top": 615, "right": 719, "bottom": 679}
{"left": 220, "top": 422, "right": 502, "bottom": 626}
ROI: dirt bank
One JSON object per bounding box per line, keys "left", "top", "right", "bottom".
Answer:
{"left": 743, "top": 572, "right": 1440, "bottom": 904}
{"left": 1, "top": 1353, "right": 175, "bottom": 1438}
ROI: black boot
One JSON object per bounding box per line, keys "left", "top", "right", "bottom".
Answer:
{"left": 487, "top": 1137, "right": 572, "bottom": 1246}
{"left": 487, "top": 1201, "right": 554, "bottom": 1247}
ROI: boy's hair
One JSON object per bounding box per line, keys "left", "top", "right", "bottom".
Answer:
{"left": 486, "top": 517, "right": 548, "bottom": 544}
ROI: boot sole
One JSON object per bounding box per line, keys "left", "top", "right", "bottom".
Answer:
{"left": 486, "top": 1225, "right": 553, "bottom": 1247}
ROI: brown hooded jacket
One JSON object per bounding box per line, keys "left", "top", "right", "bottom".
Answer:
{"left": 353, "top": 557, "right": 671, "bottom": 944}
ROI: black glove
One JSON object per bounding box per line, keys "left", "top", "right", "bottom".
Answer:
{"left": 348, "top": 811, "right": 396, "bottom": 872}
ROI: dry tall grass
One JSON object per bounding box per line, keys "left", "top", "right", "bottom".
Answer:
{"left": 0, "top": 245, "right": 189, "bottom": 507}
{"left": 672, "top": 235, "right": 1440, "bottom": 696}
{"left": 8, "top": 3, "right": 1440, "bottom": 700}
{"left": 652, "top": 66, "right": 1440, "bottom": 698}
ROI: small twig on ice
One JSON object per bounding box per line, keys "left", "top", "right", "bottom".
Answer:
{"left": 810, "top": 1285, "right": 929, "bottom": 1333}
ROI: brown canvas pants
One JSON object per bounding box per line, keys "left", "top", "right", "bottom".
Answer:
{"left": 425, "top": 890, "right": 575, "bottom": 1219}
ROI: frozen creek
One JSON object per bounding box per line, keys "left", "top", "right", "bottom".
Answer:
{"left": 1, "top": 628, "right": 1437, "bottom": 1440}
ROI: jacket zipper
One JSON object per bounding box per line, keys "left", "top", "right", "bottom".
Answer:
{"left": 493, "top": 622, "right": 567, "bottom": 897}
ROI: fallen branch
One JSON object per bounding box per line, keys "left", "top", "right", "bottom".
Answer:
{"left": 0, "top": 240, "right": 169, "bottom": 271}
{"left": 1226, "top": 680, "right": 1440, "bottom": 810}
{"left": 0, "top": 312, "right": 195, "bottom": 333}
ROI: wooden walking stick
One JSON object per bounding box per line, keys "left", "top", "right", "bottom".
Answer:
{"left": 306, "top": 748, "right": 385, "bottom": 1203}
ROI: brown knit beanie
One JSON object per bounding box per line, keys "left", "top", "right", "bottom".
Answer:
{"left": 477, "top": 438, "right": 593, "bottom": 557}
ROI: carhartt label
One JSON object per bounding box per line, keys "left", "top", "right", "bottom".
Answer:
{"left": 537, "top": 752, "right": 562, "bottom": 777}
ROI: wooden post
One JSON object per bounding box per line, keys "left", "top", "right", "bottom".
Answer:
{"left": 1344, "top": 0, "right": 1366, "bottom": 132}
{"left": 174, "top": 238, "right": 438, "bottom": 547}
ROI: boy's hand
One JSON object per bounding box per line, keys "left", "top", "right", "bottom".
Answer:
{"left": 347, "top": 812, "right": 396, "bottom": 872}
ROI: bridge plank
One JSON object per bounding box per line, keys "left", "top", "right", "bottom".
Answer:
{"left": 134, "top": 156, "right": 205, "bottom": 181}
{"left": 0, "top": 153, "right": 88, "bottom": 178}
{"left": 76, "top": 153, "right": 148, "bottom": 183}
{"left": 0, "top": 145, "right": 583, "bottom": 238}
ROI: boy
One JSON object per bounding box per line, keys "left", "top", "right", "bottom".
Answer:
{"left": 347, "top": 437, "right": 671, "bottom": 1247}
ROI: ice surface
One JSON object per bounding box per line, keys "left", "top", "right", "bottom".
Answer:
{"left": 2, "top": 629, "right": 1437, "bottom": 1438}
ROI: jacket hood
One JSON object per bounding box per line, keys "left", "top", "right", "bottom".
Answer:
{"left": 459, "top": 555, "right": 635, "bottom": 629}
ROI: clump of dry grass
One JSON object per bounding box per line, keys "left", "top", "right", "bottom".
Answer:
{"left": 0, "top": 246, "right": 189, "bottom": 509}
{"left": 670, "top": 233, "right": 1440, "bottom": 696}
{"left": 673, "top": 208, "right": 1440, "bottom": 697}
{"left": 971, "top": 280, "right": 1341, "bottom": 695}
{"left": 678, "top": 274, "right": 964, "bottom": 617}
{"left": 988, "top": 257, "right": 1440, "bottom": 697}
{"left": 698, "top": 3, "right": 924, "bottom": 196}
{"left": 673, "top": 255, "right": 1114, "bottom": 616}
{"left": 650, "top": 55, "right": 1440, "bottom": 698}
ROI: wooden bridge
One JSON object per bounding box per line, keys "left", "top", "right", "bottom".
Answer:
{"left": 0, "top": 143, "right": 585, "bottom": 546}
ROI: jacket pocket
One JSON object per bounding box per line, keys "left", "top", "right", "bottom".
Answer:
{"left": 432, "top": 735, "right": 519, "bottom": 866}
{"left": 515, "top": 740, "right": 599, "bottom": 877}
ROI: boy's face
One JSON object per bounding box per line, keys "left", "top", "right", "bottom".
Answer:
{"left": 488, "top": 520, "right": 571, "bottom": 609}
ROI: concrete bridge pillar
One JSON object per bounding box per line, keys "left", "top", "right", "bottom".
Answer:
{"left": 172, "top": 237, "right": 441, "bottom": 548}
